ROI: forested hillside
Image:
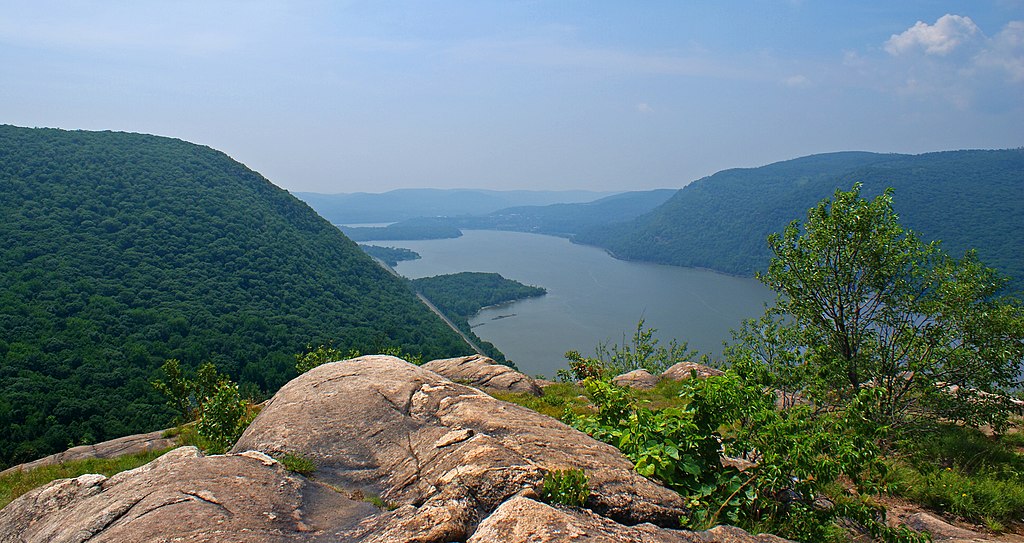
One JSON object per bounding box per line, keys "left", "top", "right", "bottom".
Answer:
{"left": 575, "top": 150, "right": 1024, "bottom": 293}
{"left": 411, "top": 272, "right": 546, "bottom": 366}
{"left": 0, "top": 125, "right": 470, "bottom": 468}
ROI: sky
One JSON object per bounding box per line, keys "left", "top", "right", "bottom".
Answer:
{"left": 1, "top": 1, "right": 1022, "bottom": 193}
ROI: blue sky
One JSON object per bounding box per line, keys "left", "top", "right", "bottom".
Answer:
{"left": 1, "top": 1, "right": 1021, "bottom": 192}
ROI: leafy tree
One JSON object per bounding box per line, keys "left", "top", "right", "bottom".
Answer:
{"left": 194, "top": 362, "right": 229, "bottom": 404}
{"left": 195, "top": 382, "right": 253, "bottom": 455}
{"left": 151, "top": 359, "right": 192, "bottom": 423}
{"left": 562, "top": 319, "right": 697, "bottom": 378}
{"left": 752, "top": 184, "right": 1024, "bottom": 430}
{"left": 295, "top": 344, "right": 353, "bottom": 374}
{"left": 295, "top": 344, "right": 423, "bottom": 374}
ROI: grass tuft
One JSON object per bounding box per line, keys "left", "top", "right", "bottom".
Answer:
{"left": 278, "top": 452, "right": 316, "bottom": 475}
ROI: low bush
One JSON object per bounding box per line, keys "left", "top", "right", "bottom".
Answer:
{"left": 195, "top": 383, "right": 257, "bottom": 454}
{"left": 541, "top": 468, "right": 590, "bottom": 507}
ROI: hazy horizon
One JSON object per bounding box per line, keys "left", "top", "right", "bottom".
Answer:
{"left": 3, "top": 1, "right": 1021, "bottom": 193}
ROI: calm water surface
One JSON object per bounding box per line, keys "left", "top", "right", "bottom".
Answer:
{"left": 372, "top": 230, "right": 773, "bottom": 377}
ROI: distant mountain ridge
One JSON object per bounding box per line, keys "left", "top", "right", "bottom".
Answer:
{"left": 294, "top": 188, "right": 616, "bottom": 224}
{"left": 0, "top": 125, "right": 470, "bottom": 468}
{"left": 574, "top": 149, "right": 1024, "bottom": 294}
{"left": 338, "top": 189, "right": 676, "bottom": 241}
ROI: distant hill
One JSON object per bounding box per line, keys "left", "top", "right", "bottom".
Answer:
{"left": 339, "top": 189, "right": 676, "bottom": 241}
{"left": 0, "top": 125, "right": 471, "bottom": 468}
{"left": 457, "top": 189, "right": 678, "bottom": 237}
{"left": 574, "top": 150, "right": 1024, "bottom": 294}
{"left": 294, "top": 188, "right": 616, "bottom": 224}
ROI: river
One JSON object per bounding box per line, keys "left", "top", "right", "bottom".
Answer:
{"left": 368, "top": 230, "right": 774, "bottom": 377}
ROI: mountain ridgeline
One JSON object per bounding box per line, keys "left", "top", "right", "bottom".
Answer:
{"left": 337, "top": 189, "right": 676, "bottom": 241}
{"left": 295, "top": 188, "right": 615, "bottom": 224}
{"left": 575, "top": 150, "right": 1024, "bottom": 294}
{"left": 0, "top": 125, "right": 471, "bottom": 468}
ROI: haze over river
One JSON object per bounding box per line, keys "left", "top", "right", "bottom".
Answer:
{"left": 370, "top": 230, "right": 773, "bottom": 377}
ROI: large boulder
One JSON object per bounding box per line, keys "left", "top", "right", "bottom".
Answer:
{"left": 613, "top": 368, "right": 659, "bottom": 390}
{"left": 422, "top": 354, "right": 542, "bottom": 395}
{"left": 232, "top": 355, "right": 686, "bottom": 539}
{"left": 662, "top": 361, "right": 725, "bottom": 381}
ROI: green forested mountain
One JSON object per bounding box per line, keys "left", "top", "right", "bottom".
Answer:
{"left": 411, "top": 272, "right": 546, "bottom": 365}
{"left": 575, "top": 150, "right": 1024, "bottom": 294}
{"left": 0, "top": 125, "right": 470, "bottom": 468}
{"left": 412, "top": 272, "right": 546, "bottom": 323}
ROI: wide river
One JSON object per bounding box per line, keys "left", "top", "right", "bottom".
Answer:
{"left": 371, "top": 230, "right": 773, "bottom": 377}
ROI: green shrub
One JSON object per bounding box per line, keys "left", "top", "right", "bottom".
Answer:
{"left": 195, "top": 382, "right": 254, "bottom": 454}
{"left": 565, "top": 374, "right": 926, "bottom": 542}
{"left": 541, "top": 468, "right": 590, "bottom": 507}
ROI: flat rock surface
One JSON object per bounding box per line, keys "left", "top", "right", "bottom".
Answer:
{"left": 0, "top": 446, "right": 375, "bottom": 543}
{"left": 422, "top": 354, "right": 542, "bottom": 395}
{"left": 0, "top": 429, "right": 178, "bottom": 478}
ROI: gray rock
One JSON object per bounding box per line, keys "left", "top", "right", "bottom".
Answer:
{"left": 662, "top": 362, "right": 725, "bottom": 381}
{"left": 422, "top": 354, "right": 542, "bottom": 395}
{"left": 903, "top": 512, "right": 988, "bottom": 541}
{"left": 613, "top": 368, "right": 659, "bottom": 390}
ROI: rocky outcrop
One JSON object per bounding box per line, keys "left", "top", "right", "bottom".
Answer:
{"left": 232, "top": 356, "right": 685, "bottom": 535}
{"left": 0, "top": 446, "right": 375, "bottom": 543}
{"left": 0, "top": 429, "right": 179, "bottom": 478}
{"left": 612, "top": 368, "right": 659, "bottom": 390}
{"left": 422, "top": 354, "right": 542, "bottom": 395}
{"left": 662, "top": 361, "right": 725, "bottom": 381}
{"left": 1, "top": 356, "right": 787, "bottom": 543}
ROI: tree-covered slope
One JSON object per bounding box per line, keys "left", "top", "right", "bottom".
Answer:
{"left": 575, "top": 150, "right": 1024, "bottom": 293}
{"left": 0, "top": 125, "right": 470, "bottom": 468}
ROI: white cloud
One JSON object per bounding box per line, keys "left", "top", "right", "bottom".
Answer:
{"left": 885, "top": 14, "right": 981, "bottom": 56}
{"left": 782, "top": 74, "right": 811, "bottom": 88}
{"left": 635, "top": 102, "right": 653, "bottom": 113}
{"left": 976, "top": 21, "right": 1024, "bottom": 81}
